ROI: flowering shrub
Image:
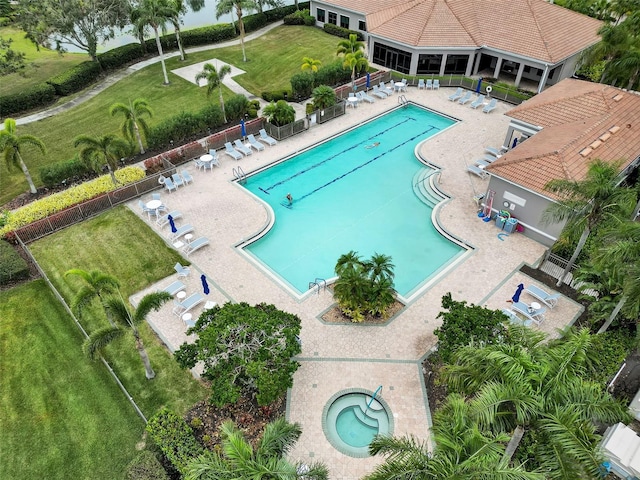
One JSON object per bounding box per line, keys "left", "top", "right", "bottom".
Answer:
{"left": 1, "top": 167, "right": 145, "bottom": 237}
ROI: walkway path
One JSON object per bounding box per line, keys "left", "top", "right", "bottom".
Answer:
{"left": 9, "top": 20, "right": 287, "bottom": 127}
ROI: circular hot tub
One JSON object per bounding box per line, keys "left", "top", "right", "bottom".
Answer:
{"left": 322, "top": 388, "right": 393, "bottom": 458}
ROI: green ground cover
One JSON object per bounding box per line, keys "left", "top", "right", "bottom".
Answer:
{"left": 0, "top": 280, "right": 143, "bottom": 480}
{"left": 1, "top": 26, "right": 341, "bottom": 205}
{"left": 0, "top": 26, "right": 86, "bottom": 96}
{"left": 28, "top": 206, "right": 208, "bottom": 416}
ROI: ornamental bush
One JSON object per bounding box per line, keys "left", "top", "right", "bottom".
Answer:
{"left": 0, "top": 240, "right": 29, "bottom": 285}
{"left": 240, "top": 12, "right": 269, "bottom": 33}
{"left": 0, "top": 166, "right": 145, "bottom": 237}
{"left": 291, "top": 72, "right": 315, "bottom": 98}
{"left": 180, "top": 24, "right": 236, "bottom": 47}
{"left": 146, "top": 408, "right": 204, "bottom": 475}
{"left": 97, "top": 43, "right": 145, "bottom": 70}
{"left": 323, "top": 23, "right": 364, "bottom": 41}
{"left": 125, "top": 450, "right": 169, "bottom": 480}
{"left": 47, "top": 61, "right": 102, "bottom": 96}
{"left": 0, "top": 82, "right": 56, "bottom": 116}
{"left": 39, "top": 155, "right": 91, "bottom": 188}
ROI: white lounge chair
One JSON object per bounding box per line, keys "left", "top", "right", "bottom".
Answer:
{"left": 163, "top": 177, "right": 177, "bottom": 193}
{"left": 476, "top": 154, "right": 498, "bottom": 164}
{"left": 234, "top": 139, "right": 252, "bottom": 156}
{"left": 172, "top": 292, "right": 205, "bottom": 317}
{"left": 171, "top": 173, "right": 185, "bottom": 188}
{"left": 474, "top": 159, "right": 491, "bottom": 168}
{"left": 458, "top": 91, "right": 473, "bottom": 105}
{"left": 448, "top": 87, "right": 463, "bottom": 101}
{"left": 157, "top": 210, "right": 182, "bottom": 227}
{"left": 485, "top": 146, "right": 505, "bottom": 157}
{"left": 512, "top": 301, "right": 546, "bottom": 324}
{"left": 418, "top": 79, "right": 425, "bottom": 90}
{"left": 371, "top": 85, "right": 388, "bottom": 99}
{"left": 470, "top": 94, "right": 485, "bottom": 109}
{"left": 174, "top": 262, "right": 190, "bottom": 278}
{"left": 162, "top": 280, "right": 186, "bottom": 296}
{"left": 433, "top": 79, "right": 440, "bottom": 89}
{"left": 170, "top": 224, "right": 194, "bottom": 241}
{"left": 259, "top": 129, "right": 277, "bottom": 146}
{"left": 525, "top": 285, "right": 561, "bottom": 309}
{"left": 483, "top": 98, "right": 498, "bottom": 113}
{"left": 379, "top": 82, "right": 394, "bottom": 96}
{"left": 467, "top": 165, "right": 489, "bottom": 179}
{"left": 357, "top": 91, "right": 375, "bottom": 103}
{"left": 183, "top": 237, "right": 209, "bottom": 256}
{"left": 502, "top": 308, "right": 533, "bottom": 327}
{"left": 247, "top": 134, "right": 265, "bottom": 151}
{"left": 180, "top": 170, "right": 193, "bottom": 184}
{"left": 224, "top": 142, "right": 243, "bottom": 160}
{"left": 426, "top": 79, "right": 433, "bottom": 90}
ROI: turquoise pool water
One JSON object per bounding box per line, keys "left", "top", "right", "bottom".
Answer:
{"left": 242, "top": 104, "right": 465, "bottom": 297}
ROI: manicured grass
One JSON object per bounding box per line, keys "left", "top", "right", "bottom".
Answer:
{"left": 28, "top": 206, "right": 208, "bottom": 416}
{"left": 0, "top": 280, "right": 143, "bottom": 480}
{"left": 0, "top": 26, "right": 86, "bottom": 97}
{"left": 1, "top": 26, "right": 341, "bottom": 205}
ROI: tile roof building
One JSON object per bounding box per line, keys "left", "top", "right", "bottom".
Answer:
{"left": 485, "top": 78, "right": 640, "bottom": 245}
{"left": 310, "top": 0, "right": 602, "bottom": 92}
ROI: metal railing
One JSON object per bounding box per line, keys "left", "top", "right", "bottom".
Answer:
{"left": 263, "top": 118, "right": 308, "bottom": 141}
{"left": 315, "top": 102, "right": 346, "bottom": 124}
{"left": 539, "top": 251, "right": 598, "bottom": 298}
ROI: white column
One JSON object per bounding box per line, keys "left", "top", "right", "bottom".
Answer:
{"left": 537, "top": 64, "right": 550, "bottom": 93}
{"left": 514, "top": 63, "right": 525, "bottom": 87}
{"left": 409, "top": 51, "right": 419, "bottom": 76}
{"left": 465, "top": 54, "right": 474, "bottom": 77}
{"left": 503, "top": 126, "right": 516, "bottom": 150}
{"left": 439, "top": 54, "right": 448, "bottom": 76}
{"left": 473, "top": 51, "right": 482, "bottom": 75}
{"left": 493, "top": 57, "right": 503, "bottom": 79}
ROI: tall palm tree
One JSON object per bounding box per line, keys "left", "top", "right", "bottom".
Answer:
{"left": 336, "top": 33, "right": 365, "bottom": 56}
{"left": 64, "top": 268, "right": 120, "bottom": 324}
{"left": 254, "top": 0, "right": 281, "bottom": 13}
{"left": 215, "top": 0, "right": 257, "bottom": 63}
{"left": 301, "top": 56, "right": 321, "bottom": 73}
{"left": 609, "top": 45, "right": 640, "bottom": 89}
{"left": 184, "top": 418, "right": 329, "bottom": 480}
{"left": 444, "top": 327, "right": 630, "bottom": 479}
{"left": 74, "top": 133, "right": 130, "bottom": 185}
{"left": 109, "top": 98, "right": 153, "bottom": 154}
{"left": 131, "top": 0, "right": 173, "bottom": 84}
{"left": 168, "top": 0, "right": 205, "bottom": 61}
{"left": 263, "top": 100, "right": 295, "bottom": 126}
{"left": 194, "top": 62, "right": 232, "bottom": 123}
{"left": 367, "top": 394, "right": 543, "bottom": 480}
{"left": 83, "top": 291, "right": 172, "bottom": 379}
{"left": 542, "top": 159, "right": 635, "bottom": 287}
{"left": 343, "top": 50, "right": 369, "bottom": 88}
{"left": 0, "top": 118, "right": 46, "bottom": 194}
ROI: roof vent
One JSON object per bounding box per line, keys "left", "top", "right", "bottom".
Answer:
{"left": 590, "top": 140, "right": 603, "bottom": 149}
{"left": 580, "top": 147, "right": 593, "bottom": 157}
{"left": 599, "top": 132, "right": 612, "bottom": 142}
{"left": 609, "top": 125, "right": 621, "bottom": 134}
{"left": 613, "top": 94, "right": 624, "bottom": 102}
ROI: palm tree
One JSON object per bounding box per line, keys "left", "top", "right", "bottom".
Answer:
{"left": 311, "top": 85, "right": 337, "bottom": 109}
{"left": 301, "top": 56, "right": 321, "bottom": 73}
{"left": 184, "top": 418, "right": 329, "bottom": 480}
{"left": 335, "top": 250, "right": 363, "bottom": 277}
{"left": 364, "top": 253, "right": 394, "bottom": 284}
{"left": 0, "top": 118, "right": 46, "bottom": 194}
{"left": 542, "top": 159, "right": 635, "bottom": 287}
{"left": 74, "top": 134, "right": 130, "bottom": 185}
{"left": 168, "top": 0, "right": 205, "bottom": 61}
{"left": 109, "top": 99, "right": 153, "bottom": 154}
{"left": 609, "top": 45, "right": 640, "bottom": 89}
{"left": 263, "top": 100, "right": 295, "bottom": 126}
{"left": 64, "top": 268, "right": 120, "bottom": 324}
{"left": 254, "top": 0, "right": 281, "bottom": 13}
{"left": 336, "top": 33, "right": 365, "bottom": 56}
{"left": 83, "top": 291, "right": 172, "bottom": 379}
{"left": 194, "top": 62, "right": 232, "bottom": 123}
{"left": 444, "top": 327, "right": 630, "bottom": 479}
{"left": 215, "top": 0, "right": 257, "bottom": 63}
{"left": 343, "top": 50, "right": 369, "bottom": 88}
{"left": 367, "top": 394, "right": 543, "bottom": 480}
{"left": 131, "top": 0, "right": 173, "bottom": 84}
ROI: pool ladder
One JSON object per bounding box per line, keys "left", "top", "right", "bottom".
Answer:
{"left": 398, "top": 95, "right": 408, "bottom": 106}
{"left": 233, "top": 166, "right": 247, "bottom": 184}
{"left": 309, "top": 278, "right": 327, "bottom": 295}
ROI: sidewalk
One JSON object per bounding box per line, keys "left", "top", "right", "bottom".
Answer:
{"left": 9, "top": 21, "right": 287, "bottom": 127}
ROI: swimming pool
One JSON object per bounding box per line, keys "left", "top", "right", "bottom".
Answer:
{"left": 241, "top": 104, "right": 468, "bottom": 299}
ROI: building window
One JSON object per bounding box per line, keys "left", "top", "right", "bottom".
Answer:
{"left": 417, "top": 54, "right": 442, "bottom": 74}
{"left": 358, "top": 20, "right": 366, "bottom": 31}
{"left": 340, "top": 15, "right": 349, "bottom": 29}
{"left": 316, "top": 8, "right": 325, "bottom": 23}
{"left": 444, "top": 54, "right": 469, "bottom": 75}
{"left": 328, "top": 12, "right": 337, "bottom": 25}
{"left": 372, "top": 42, "right": 412, "bottom": 74}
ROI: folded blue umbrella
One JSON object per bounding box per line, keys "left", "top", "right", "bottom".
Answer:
{"left": 201, "top": 274, "right": 210, "bottom": 295}
{"left": 512, "top": 283, "right": 524, "bottom": 303}
{"left": 168, "top": 215, "right": 177, "bottom": 233}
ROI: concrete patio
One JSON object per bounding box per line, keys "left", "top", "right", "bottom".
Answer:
{"left": 128, "top": 85, "right": 582, "bottom": 479}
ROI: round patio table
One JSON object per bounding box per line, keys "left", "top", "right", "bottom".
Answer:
{"left": 145, "top": 199, "right": 162, "bottom": 216}
{"left": 394, "top": 82, "right": 406, "bottom": 92}
{"left": 199, "top": 154, "right": 214, "bottom": 170}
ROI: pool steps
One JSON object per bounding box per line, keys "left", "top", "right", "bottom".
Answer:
{"left": 325, "top": 394, "right": 390, "bottom": 433}
{"left": 412, "top": 168, "right": 441, "bottom": 207}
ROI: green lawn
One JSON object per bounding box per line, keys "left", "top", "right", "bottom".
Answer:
{"left": 28, "top": 206, "right": 208, "bottom": 416}
{"left": 1, "top": 26, "right": 341, "bottom": 206}
{"left": 0, "top": 26, "right": 86, "bottom": 97}
{"left": 0, "top": 280, "right": 144, "bottom": 480}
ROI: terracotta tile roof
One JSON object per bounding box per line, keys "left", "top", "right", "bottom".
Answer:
{"left": 319, "top": 0, "right": 602, "bottom": 62}
{"left": 487, "top": 79, "right": 640, "bottom": 200}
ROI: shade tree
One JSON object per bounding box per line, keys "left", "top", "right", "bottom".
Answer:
{"left": 194, "top": 62, "right": 232, "bottom": 123}
{"left": 110, "top": 98, "right": 153, "bottom": 154}
{"left": 73, "top": 133, "right": 130, "bottom": 185}
{"left": 215, "top": 0, "right": 257, "bottom": 63}
{"left": 131, "top": 0, "right": 173, "bottom": 84}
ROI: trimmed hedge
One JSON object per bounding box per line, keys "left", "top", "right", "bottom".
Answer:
{"left": 97, "top": 43, "right": 145, "bottom": 70}
{"left": 241, "top": 12, "right": 269, "bottom": 33}
{"left": 0, "top": 82, "right": 56, "bottom": 116}
{"left": 283, "top": 9, "right": 314, "bottom": 25}
{"left": 146, "top": 408, "right": 204, "bottom": 475}
{"left": 323, "top": 23, "right": 364, "bottom": 40}
{"left": 47, "top": 61, "right": 102, "bottom": 96}
{"left": 261, "top": 89, "right": 292, "bottom": 102}
{"left": 39, "top": 155, "right": 91, "bottom": 188}
{"left": 179, "top": 23, "right": 236, "bottom": 47}
{"left": 0, "top": 240, "right": 29, "bottom": 285}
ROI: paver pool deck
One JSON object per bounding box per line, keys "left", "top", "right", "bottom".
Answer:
{"left": 130, "top": 86, "right": 583, "bottom": 479}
